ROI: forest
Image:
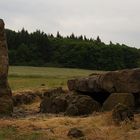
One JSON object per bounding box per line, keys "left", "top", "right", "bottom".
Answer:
{"left": 6, "top": 28, "right": 140, "bottom": 70}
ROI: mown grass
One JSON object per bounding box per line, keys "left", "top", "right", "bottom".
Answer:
{"left": 8, "top": 66, "right": 103, "bottom": 91}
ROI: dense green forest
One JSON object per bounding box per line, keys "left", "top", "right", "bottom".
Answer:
{"left": 6, "top": 28, "right": 140, "bottom": 70}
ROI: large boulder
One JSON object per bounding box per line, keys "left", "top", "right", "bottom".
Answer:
{"left": 0, "top": 96, "right": 13, "bottom": 116}
{"left": 100, "top": 69, "right": 140, "bottom": 93}
{"left": 67, "top": 75, "right": 102, "bottom": 93}
{"left": 102, "top": 93, "right": 135, "bottom": 111}
{"left": 40, "top": 94, "right": 68, "bottom": 114}
{"left": 0, "top": 19, "right": 13, "bottom": 116}
{"left": 40, "top": 92, "right": 101, "bottom": 115}
{"left": 43, "top": 87, "right": 65, "bottom": 97}
{"left": 112, "top": 103, "right": 134, "bottom": 124}
{"left": 67, "top": 69, "right": 140, "bottom": 94}
{"left": 40, "top": 88, "right": 68, "bottom": 113}
{"left": 65, "top": 95, "right": 101, "bottom": 116}
{"left": 13, "top": 93, "right": 37, "bottom": 106}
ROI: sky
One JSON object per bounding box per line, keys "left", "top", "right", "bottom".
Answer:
{"left": 0, "top": 0, "right": 140, "bottom": 48}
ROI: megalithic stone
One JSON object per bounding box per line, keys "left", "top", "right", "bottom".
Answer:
{"left": 0, "top": 19, "right": 13, "bottom": 116}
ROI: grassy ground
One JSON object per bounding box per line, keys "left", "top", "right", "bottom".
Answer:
{"left": 0, "top": 111, "right": 140, "bottom": 140}
{"left": 8, "top": 66, "right": 103, "bottom": 91}
{"left": 3, "top": 66, "right": 140, "bottom": 140}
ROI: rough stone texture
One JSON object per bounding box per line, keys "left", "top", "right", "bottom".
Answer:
{"left": 112, "top": 103, "right": 134, "bottom": 124}
{"left": 65, "top": 95, "right": 101, "bottom": 116}
{"left": 102, "top": 93, "right": 135, "bottom": 111}
{"left": 40, "top": 94, "right": 68, "bottom": 114}
{"left": 0, "top": 19, "right": 13, "bottom": 116}
{"left": 40, "top": 97, "right": 52, "bottom": 113}
{"left": 40, "top": 92, "right": 101, "bottom": 116}
{"left": 133, "top": 93, "right": 140, "bottom": 109}
{"left": 100, "top": 69, "right": 140, "bottom": 93}
{"left": 13, "top": 93, "right": 38, "bottom": 106}
{"left": 67, "top": 68, "right": 140, "bottom": 94}
{"left": 67, "top": 128, "right": 84, "bottom": 138}
{"left": 43, "top": 87, "right": 65, "bottom": 97}
{"left": 0, "top": 96, "right": 13, "bottom": 116}
{"left": 67, "top": 75, "right": 102, "bottom": 93}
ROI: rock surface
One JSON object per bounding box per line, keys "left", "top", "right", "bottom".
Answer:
{"left": 67, "top": 128, "right": 84, "bottom": 138}
{"left": 102, "top": 93, "right": 135, "bottom": 111}
{"left": 40, "top": 95, "right": 68, "bottom": 114}
{"left": 13, "top": 93, "right": 38, "bottom": 106}
{"left": 112, "top": 103, "right": 134, "bottom": 124}
{"left": 65, "top": 94, "right": 101, "bottom": 116}
{"left": 0, "top": 19, "right": 13, "bottom": 116}
{"left": 67, "top": 69, "right": 140, "bottom": 94}
{"left": 43, "top": 87, "right": 65, "bottom": 97}
{"left": 40, "top": 92, "right": 101, "bottom": 116}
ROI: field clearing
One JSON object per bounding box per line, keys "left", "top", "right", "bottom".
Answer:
{"left": 8, "top": 66, "right": 104, "bottom": 91}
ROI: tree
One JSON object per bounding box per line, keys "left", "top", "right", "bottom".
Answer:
{"left": 96, "top": 36, "right": 101, "bottom": 43}
{"left": 5, "top": 28, "right": 140, "bottom": 70}
{"left": 16, "top": 43, "right": 30, "bottom": 64}
{"left": 56, "top": 31, "right": 62, "bottom": 38}
{"left": 70, "top": 33, "right": 76, "bottom": 39}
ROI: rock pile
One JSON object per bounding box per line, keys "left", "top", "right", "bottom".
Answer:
{"left": 0, "top": 19, "right": 13, "bottom": 116}
{"left": 67, "top": 69, "right": 140, "bottom": 111}
{"left": 13, "top": 92, "right": 38, "bottom": 106}
{"left": 39, "top": 69, "right": 140, "bottom": 116}
{"left": 40, "top": 89, "right": 100, "bottom": 116}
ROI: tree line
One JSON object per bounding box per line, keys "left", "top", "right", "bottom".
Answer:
{"left": 6, "top": 28, "right": 140, "bottom": 70}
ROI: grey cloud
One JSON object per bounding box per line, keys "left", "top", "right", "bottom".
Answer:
{"left": 0, "top": 0, "right": 140, "bottom": 48}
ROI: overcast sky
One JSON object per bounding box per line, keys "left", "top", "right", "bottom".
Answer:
{"left": 0, "top": 0, "right": 140, "bottom": 48}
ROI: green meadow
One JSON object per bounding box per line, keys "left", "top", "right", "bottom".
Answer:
{"left": 8, "top": 66, "right": 103, "bottom": 91}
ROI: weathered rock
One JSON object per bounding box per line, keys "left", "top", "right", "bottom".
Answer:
{"left": 65, "top": 104, "right": 79, "bottom": 116}
{"left": 40, "top": 92, "right": 101, "bottom": 115}
{"left": 0, "top": 96, "right": 13, "bottom": 116}
{"left": 65, "top": 95, "right": 101, "bottom": 116}
{"left": 43, "top": 87, "right": 65, "bottom": 97}
{"left": 67, "top": 75, "right": 101, "bottom": 93}
{"left": 100, "top": 69, "right": 140, "bottom": 93}
{"left": 40, "top": 88, "right": 67, "bottom": 114}
{"left": 102, "top": 93, "right": 135, "bottom": 111}
{"left": 40, "top": 97, "right": 52, "bottom": 113}
{"left": 67, "top": 69, "right": 140, "bottom": 94}
{"left": 133, "top": 93, "right": 140, "bottom": 110}
{"left": 0, "top": 19, "right": 13, "bottom": 116}
{"left": 13, "top": 93, "right": 37, "bottom": 106}
{"left": 112, "top": 103, "right": 134, "bottom": 124}
{"left": 52, "top": 96, "right": 68, "bottom": 113}
{"left": 40, "top": 94, "right": 68, "bottom": 113}
{"left": 67, "top": 128, "right": 84, "bottom": 138}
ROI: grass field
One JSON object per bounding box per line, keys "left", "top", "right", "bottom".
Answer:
{"left": 2, "top": 66, "right": 139, "bottom": 140}
{"left": 0, "top": 111, "right": 139, "bottom": 140}
{"left": 8, "top": 66, "right": 103, "bottom": 91}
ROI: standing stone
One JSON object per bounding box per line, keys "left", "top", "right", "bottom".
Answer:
{"left": 0, "top": 19, "right": 13, "bottom": 116}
